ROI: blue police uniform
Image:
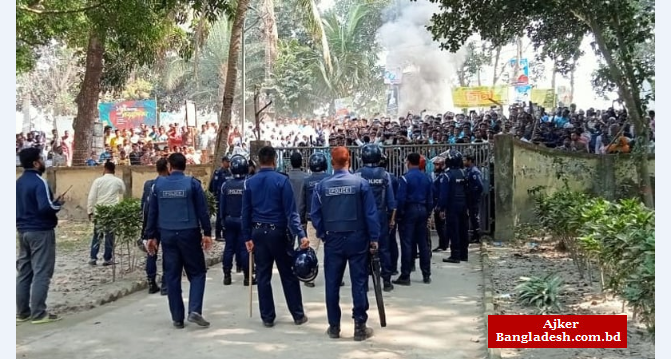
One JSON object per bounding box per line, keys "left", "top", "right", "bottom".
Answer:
{"left": 241, "top": 168, "right": 307, "bottom": 325}
{"left": 466, "top": 165, "right": 484, "bottom": 242}
{"left": 217, "top": 177, "right": 250, "bottom": 280}
{"left": 145, "top": 171, "right": 211, "bottom": 323}
{"left": 208, "top": 167, "right": 232, "bottom": 199}
{"left": 141, "top": 178, "right": 165, "bottom": 291}
{"left": 387, "top": 174, "right": 400, "bottom": 275}
{"left": 395, "top": 168, "right": 433, "bottom": 281}
{"left": 355, "top": 166, "right": 396, "bottom": 283}
{"left": 303, "top": 172, "right": 330, "bottom": 223}
{"left": 432, "top": 169, "right": 448, "bottom": 250}
{"left": 437, "top": 168, "right": 470, "bottom": 262}
{"left": 310, "top": 169, "right": 380, "bottom": 329}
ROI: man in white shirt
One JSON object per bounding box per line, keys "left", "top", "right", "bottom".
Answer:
{"left": 87, "top": 161, "right": 127, "bottom": 266}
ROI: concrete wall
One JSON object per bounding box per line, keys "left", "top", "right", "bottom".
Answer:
{"left": 494, "top": 134, "right": 655, "bottom": 241}
{"left": 16, "top": 165, "right": 215, "bottom": 220}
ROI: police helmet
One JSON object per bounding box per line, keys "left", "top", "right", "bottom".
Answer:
{"left": 230, "top": 155, "right": 249, "bottom": 178}
{"left": 361, "top": 144, "right": 382, "bottom": 165}
{"left": 446, "top": 149, "right": 463, "bottom": 169}
{"left": 308, "top": 152, "right": 328, "bottom": 172}
{"left": 293, "top": 247, "right": 319, "bottom": 282}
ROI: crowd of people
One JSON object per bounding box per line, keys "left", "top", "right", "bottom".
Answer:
{"left": 16, "top": 103, "right": 655, "bottom": 169}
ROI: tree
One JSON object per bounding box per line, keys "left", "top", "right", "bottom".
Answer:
{"left": 17, "top": 0, "right": 230, "bottom": 165}
{"left": 16, "top": 44, "right": 83, "bottom": 117}
{"left": 272, "top": 39, "right": 318, "bottom": 116}
{"left": 425, "top": 0, "right": 655, "bottom": 207}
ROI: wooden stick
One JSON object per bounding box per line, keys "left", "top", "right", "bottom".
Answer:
{"left": 249, "top": 252, "right": 254, "bottom": 318}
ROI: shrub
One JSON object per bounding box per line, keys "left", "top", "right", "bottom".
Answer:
{"left": 205, "top": 190, "right": 217, "bottom": 217}
{"left": 529, "top": 189, "right": 655, "bottom": 335}
{"left": 94, "top": 199, "right": 143, "bottom": 281}
{"left": 515, "top": 274, "right": 564, "bottom": 314}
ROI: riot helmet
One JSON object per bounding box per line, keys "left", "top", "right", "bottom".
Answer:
{"left": 446, "top": 149, "right": 463, "bottom": 169}
{"left": 361, "top": 144, "right": 382, "bottom": 166}
{"left": 293, "top": 247, "right": 319, "bottom": 282}
{"left": 308, "top": 152, "right": 328, "bottom": 172}
{"left": 230, "top": 155, "right": 249, "bottom": 178}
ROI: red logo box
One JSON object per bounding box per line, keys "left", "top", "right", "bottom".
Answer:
{"left": 488, "top": 315, "right": 627, "bottom": 348}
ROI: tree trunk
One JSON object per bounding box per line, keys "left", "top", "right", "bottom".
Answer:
{"left": 72, "top": 32, "right": 104, "bottom": 166}
{"left": 214, "top": 0, "right": 251, "bottom": 167}
{"left": 569, "top": 63, "right": 576, "bottom": 105}
{"left": 551, "top": 61, "right": 557, "bottom": 106}
{"left": 262, "top": 0, "right": 278, "bottom": 82}
{"left": 491, "top": 46, "right": 501, "bottom": 86}
{"left": 22, "top": 87, "right": 32, "bottom": 133}
{"left": 591, "top": 23, "right": 653, "bottom": 208}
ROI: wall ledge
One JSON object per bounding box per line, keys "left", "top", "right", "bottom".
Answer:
{"left": 512, "top": 138, "right": 654, "bottom": 161}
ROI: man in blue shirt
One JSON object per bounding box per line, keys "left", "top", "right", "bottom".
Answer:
{"left": 16, "top": 147, "right": 65, "bottom": 324}
{"left": 310, "top": 146, "right": 380, "bottom": 341}
{"left": 141, "top": 158, "right": 169, "bottom": 295}
{"left": 145, "top": 153, "right": 213, "bottom": 329}
{"left": 393, "top": 153, "right": 433, "bottom": 286}
{"left": 242, "top": 146, "right": 309, "bottom": 328}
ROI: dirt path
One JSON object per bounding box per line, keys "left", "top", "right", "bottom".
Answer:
{"left": 17, "top": 237, "right": 487, "bottom": 359}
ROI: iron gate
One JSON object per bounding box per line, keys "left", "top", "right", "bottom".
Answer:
{"left": 274, "top": 143, "right": 493, "bottom": 233}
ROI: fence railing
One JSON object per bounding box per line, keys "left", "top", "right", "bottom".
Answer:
{"left": 274, "top": 143, "right": 493, "bottom": 178}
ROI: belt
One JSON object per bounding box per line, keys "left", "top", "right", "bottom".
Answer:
{"left": 406, "top": 202, "right": 426, "bottom": 206}
{"left": 225, "top": 215, "right": 241, "bottom": 219}
{"left": 253, "top": 222, "right": 284, "bottom": 230}
{"left": 325, "top": 230, "right": 357, "bottom": 235}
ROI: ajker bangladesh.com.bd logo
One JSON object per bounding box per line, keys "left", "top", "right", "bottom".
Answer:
{"left": 487, "top": 315, "right": 627, "bottom": 349}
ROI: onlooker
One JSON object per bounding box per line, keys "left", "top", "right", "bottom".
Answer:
{"left": 87, "top": 161, "right": 126, "bottom": 266}
{"left": 16, "top": 147, "right": 64, "bottom": 323}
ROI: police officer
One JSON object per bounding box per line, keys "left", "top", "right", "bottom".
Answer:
{"left": 217, "top": 155, "right": 255, "bottom": 286}
{"left": 393, "top": 153, "right": 433, "bottom": 286}
{"left": 437, "top": 149, "right": 469, "bottom": 264}
{"left": 355, "top": 144, "right": 396, "bottom": 292}
{"left": 302, "top": 152, "right": 330, "bottom": 288}
{"left": 431, "top": 157, "right": 448, "bottom": 252}
{"left": 141, "top": 158, "right": 169, "bottom": 295}
{"left": 464, "top": 154, "right": 484, "bottom": 243}
{"left": 380, "top": 155, "right": 400, "bottom": 276}
{"left": 242, "top": 146, "right": 309, "bottom": 328}
{"left": 287, "top": 151, "right": 309, "bottom": 247}
{"left": 209, "top": 156, "right": 232, "bottom": 198}
{"left": 310, "top": 146, "right": 380, "bottom": 341}
{"left": 210, "top": 156, "right": 239, "bottom": 272}
{"left": 145, "top": 153, "right": 212, "bottom": 329}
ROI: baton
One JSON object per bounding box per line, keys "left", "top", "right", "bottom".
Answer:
{"left": 249, "top": 252, "right": 254, "bottom": 318}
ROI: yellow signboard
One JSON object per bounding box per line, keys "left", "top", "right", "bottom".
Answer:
{"left": 530, "top": 89, "right": 556, "bottom": 108}
{"left": 451, "top": 86, "right": 509, "bottom": 108}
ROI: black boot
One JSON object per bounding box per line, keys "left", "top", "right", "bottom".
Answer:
{"left": 383, "top": 280, "right": 394, "bottom": 292}
{"left": 223, "top": 272, "right": 232, "bottom": 286}
{"left": 244, "top": 274, "right": 257, "bottom": 286}
{"left": 148, "top": 278, "right": 160, "bottom": 294}
{"left": 353, "top": 322, "right": 373, "bottom": 341}
{"left": 326, "top": 325, "right": 340, "bottom": 339}
{"left": 392, "top": 276, "right": 411, "bottom": 286}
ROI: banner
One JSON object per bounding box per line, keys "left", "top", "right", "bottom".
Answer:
{"left": 509, "top": 58, "right": 529, "bottom": 85}
{"left": 383, "top": 67, "right": 403, "bottom": 85}
{"left": 99, "top": 100, "right": 158, "bottom": 129}
{"left": 386, "top": 86, "right": 399, "bottom": 115}
{"left": 334, "top": 97, "right": 353, "bottom": 117}
{"left": 530, "top": 89, "right": 556, "bottom": 109}
{"left": 451, "top": 86, "right": 509, "bottom": 108}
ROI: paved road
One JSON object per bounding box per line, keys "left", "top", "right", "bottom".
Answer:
{"left": 17, "top": 245, "right": 486, "bottom": 359}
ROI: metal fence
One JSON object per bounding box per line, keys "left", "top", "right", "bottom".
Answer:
{"left": 274, "top": 143, "right": 494, "bottom": 234}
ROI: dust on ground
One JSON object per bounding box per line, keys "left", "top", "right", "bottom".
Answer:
{"left": 19, "top": 220, "right": 225, "bottom": 316}
{"left": 485, "top": 239, "right": 654, "bottom": 359}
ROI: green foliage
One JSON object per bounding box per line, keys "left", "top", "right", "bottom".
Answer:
{"left": 204, "top": 190, "right": 217, "bottom": 217}
{"left": 93, "top": 199, "right": 143, "bottom": 245}
{"left": 272, "top": 39, "right": 318, "bottom": 116}
{"left": 515, "top": 274, "right": 564, "bottom": 314}
{"left": 529, "top": 188, "right": 655, "bottom": 334}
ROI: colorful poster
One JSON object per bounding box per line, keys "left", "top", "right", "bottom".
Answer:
{"left": 508, "top": 58, "right": 529, "bottom": 85}
{"left": 530, "top": 89, "right": 556, "bottom": 109}
{"left": 451, "top": 86, "right": 509, "bottom": 108}
{"left": 98, "top": 100, "right": 158, "bottom": 129}
{"left": 383, "top": 67, "right": 403, "bottom": 85}
{"left": 334, "top": 97, "right": 353, "bottom": 117}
